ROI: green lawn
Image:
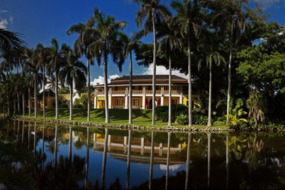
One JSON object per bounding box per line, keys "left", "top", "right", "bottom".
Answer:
{"left": 19, "top": 108, "right": 228, "bottom": 130}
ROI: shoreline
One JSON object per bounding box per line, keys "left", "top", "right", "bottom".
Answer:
{"left": 11, "top": 116, "right": 285, "bottom": 133}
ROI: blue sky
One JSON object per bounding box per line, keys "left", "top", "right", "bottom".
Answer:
{"left": 1, "top": 0, "right": 285, "bottom": 84}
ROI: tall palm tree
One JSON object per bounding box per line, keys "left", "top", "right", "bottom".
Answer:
{"left": 212, "top": 0, "right": 248, "bottom": 123}
{"left": 120, "top": 34, "right": 141, "bottom": 124}
{"left": 87, "top": 8, "right": 127, "bottom": 123}
{"left": 67, "top": 17, "right": 97, "bottom": 122}
{"left": 23, "top": 48, "right": 41, "bottom": 118}
{"left": 0, "top": 28, "right": 23, "bottom": 55}
{"left": 35, "top": 44, "right": 49, "bottom": 118}
{"left": 59, "top": 48, "right": 87, "bottom": 120}
{"left": 171, "top": 0, "right": 201, "bottom": 126}
{"left": 136, "top": 0, "right": 171, "bottom": 125}
{"left": 158, "top": 19, "right": 182, "bottom": 126}
{"left": 198, "top": 30, "right": 225, "bottom": 127}
{"left": 47, "top": 39, "right": 65, "bottom": 119}
{"left": 22, "top": 50, "right": 35, "bottom": 117}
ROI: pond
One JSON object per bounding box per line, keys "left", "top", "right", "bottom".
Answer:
{"left": 1, "top": 120, "right": 285, "bottom": 189}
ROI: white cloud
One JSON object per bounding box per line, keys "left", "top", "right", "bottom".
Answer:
{"left": 253, "top": 0, "right": 280, "bottom": 8}
{"left": 143, "top": 63, "right": 188, "bottom": 79}
{"left": 91, "top": 74, "right": 120, "bottom": 85}
{"left": 0, "top": 9, "right": 8, "bottom": 14}
{"left": 9, "top": 16, "right": 13, "bottom": 24}
{"left": 159, "top": 164, "right": 182, "bottom": 171}
{"left": 0, "top": 19, "right": 8, "bottom": 29}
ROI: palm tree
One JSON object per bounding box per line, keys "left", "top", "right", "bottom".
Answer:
{"left": 23, "top": 48, "right": 41, "bottom": 118}
{"left": 198, "top": 30, "right": 225, "bottom": 127}
{"left": 34, "top": 44, "right": 49, "bottom": 118}
{"left": 0, "top": 28, "right": 23, "bottom": 55}
{"left": 67, "top": 17, "right": 97, "bottom": 122}
{"left": 158, "top": 19, "right": 182, "bottom": 126}
{"left": 171, "top": 0, "right": 201, "bottom": 126}
{"left": 47, "top": 39, "right": 65, "bottom": 119}
{"left": 22, "top": 53, "right": 35, "bottom": 117}
{"left": 59, "top": 48, "right": 87, "bottom": 120}
{"left": 120, "top": 34, "right": 141, "bottom": 124}
{"left": 87, "top": 8, "right": 127, "bottom": 123}
{"left": 136, "top": 0, "right": 171, "bottom": 125}
{"left": 212, "top": 0, "right": 248, "bottom": 123}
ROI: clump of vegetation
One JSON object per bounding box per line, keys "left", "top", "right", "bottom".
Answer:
{"left": 226, "top": 99, "right": 248, "bottom": 128}
{"left": 155, "top": 104, "right": 187, "bottom": 122}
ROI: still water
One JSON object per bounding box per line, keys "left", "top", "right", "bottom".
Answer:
{"left": 1, "top": 120, "right": 285, "bottom": 189}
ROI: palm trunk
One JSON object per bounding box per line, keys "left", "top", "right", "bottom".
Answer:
{"left": 13, "top": 99, "right": 16, "bottom": 114}
{"left": 34, "top": 75, "right": 37, "bottom": 118}
{"left": 22, "top": 93, "right": 25, "bottom": 116}
{"left": 168, "top": 56, "right": 172, "bottom": 126}
{"left": 87, "top": 60, "right": 91, "bottom": 122}
{"left": 226, "top": 23, "right": 234, "bottom": 124}
{"left": 69, "top": 79, "right": 73, "bottom": 120}
{"left": 28, "top": 87, "right": 31, "bottom": 116}
{"left": 188, "top": 35, "right": 192, "bottom": 127}
{"left": 7, "top": 94, "right": 10, "bottom": 116}
{"left": 152, "top": 8, "right": 157, "bottom": 125}
{"left": 207, "top": 64, "right": 212, "bottom": 127}
{"left": 17, "top": 93, "right": 20, "bottom": 113}
{"left": 55, "top": 71, "right": 59, "bottom": 119}
{"left": 129, "top": 51, "right": 133, "bottom": 124}
{"left": 42, "top": 65, "right": 46, "bottom": 118}
{"left": 104, "top": 52, "right": 109, "bottom": 123}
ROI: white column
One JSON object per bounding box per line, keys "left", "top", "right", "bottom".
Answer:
{"left": 142, "top": 87, "right": 146, "bottom": 109}
{"left": 179, "top": 93, "right": 183, "bottom": 104}
{"left": 125, "top": 87, "right": 128, "bottom": 109}
{"left": 94, "top": 95, "right": 97, "bottom": 109}
{"left": 141, "top": 137, "right": 144, "bottom": 155}
{"left": 161, "top": 87, "right": 164, "bottom": 106}
{"left": 108, "top": 88, "right": 112, "bottom": 109}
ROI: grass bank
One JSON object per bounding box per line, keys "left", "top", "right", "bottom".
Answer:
{"left": 17, "top": 108, "right": 229, "bottom": 130}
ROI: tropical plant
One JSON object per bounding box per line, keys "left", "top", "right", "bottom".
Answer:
{"left": 67, "top": 16, "right": 97, "bottom": 122}
{"left": 86, "top": 8, "right": 127, "bottom": 123}
{"left": 246, "top": 88, "right": 265, "bottom": 128}
{"left": 23, "top": 48, "right": 42, "bottom": 118}
{"left": 211, "top": 0, "right": 249, "bottom": 124}
{"left": 226, "top": 98, "right": 248, "bottom": 127}
{"left": 171, "top": 0, "right": 201, "bottom": 126}
{"left": 59, "top": 48, "right": 87, "bottom": 120}
{"left": 34, "top": 44, "right": 49, "bottom": 118}
{"left": 0, "top": 28, "right": 23, "bottom": 55}
{"left": 120, "top": 34, "right": 141, "bottom": 124}
{"left": 136, "top": 0, "right": 171, "bottom": 125}
{"left": 158, "top": 17, "right": 182, "bottom": 126}
{"left": 47, "top": 39, "right": 66, "bottom": 119}
{"left": 197, "top": 29, "right": 225, "bottom": 126}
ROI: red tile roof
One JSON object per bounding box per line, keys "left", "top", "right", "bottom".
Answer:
{"left": 109, "top": 75, "right": 188, "bottom": 85}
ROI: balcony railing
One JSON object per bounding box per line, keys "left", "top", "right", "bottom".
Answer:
{"left": 95, "top": 89, "right": 182, "bottom": 95}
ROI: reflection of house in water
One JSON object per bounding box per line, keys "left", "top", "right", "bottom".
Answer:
{"left": 92, "top": 133, "right": 186, "bottom": 164}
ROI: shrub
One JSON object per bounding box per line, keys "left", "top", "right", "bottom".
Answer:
{"left": 155, "top": 104, "right": 188, "bottom": 122}
{"left": 175, "top": 113, "right": 188, "bottom": 125}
